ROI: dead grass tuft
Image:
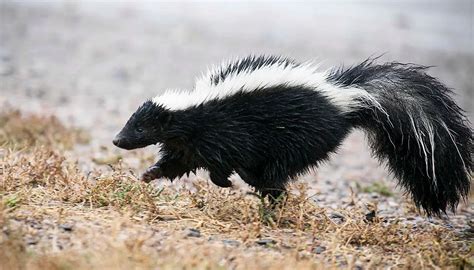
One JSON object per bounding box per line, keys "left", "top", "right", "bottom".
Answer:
{"left": 1, "top": 148, "right": 89, "bottom": 204}
{"left": 0, "top": 109, "right": 89, "bottom": 149}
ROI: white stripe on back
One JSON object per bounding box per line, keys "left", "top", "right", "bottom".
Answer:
{"left": 152, "top": 57, "right": 382, "bottom": 113}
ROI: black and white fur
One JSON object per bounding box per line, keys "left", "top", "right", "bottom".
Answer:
{"left": 113, "top": 55, "right": 473, "bottom": 216}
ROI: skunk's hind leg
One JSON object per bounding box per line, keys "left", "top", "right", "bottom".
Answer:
{"left": 235, "top": 167, "right": 260, "bottom": 186}
{"left": 236, "top": 167, "right": 287, "bottom": 204}
{"left": 208, "top": 167, "right": 233, "bottom": 187}
{"left": 257, "top": 186, "right": 286, "bottom": 205}
{"left": 260, "top": 163, "right": 289, "bottom": 204}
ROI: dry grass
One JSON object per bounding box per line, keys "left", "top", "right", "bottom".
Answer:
{"left": 0, "top": 109, "right": 472, "bottom": 269}
{"left": 0, "top": 108, "right": 89, "bottom": 149}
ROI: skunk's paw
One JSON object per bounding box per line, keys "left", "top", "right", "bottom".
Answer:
{"left": 141, "top": 165, "right": 163, "bottom": 183}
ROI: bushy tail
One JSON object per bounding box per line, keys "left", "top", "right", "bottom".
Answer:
{"left": 329, "top": 60, "right": 473, "bottom": 216}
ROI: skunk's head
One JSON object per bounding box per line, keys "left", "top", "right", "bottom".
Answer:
{"left": 113, "top": 100, "right": 172, "bottom": 150}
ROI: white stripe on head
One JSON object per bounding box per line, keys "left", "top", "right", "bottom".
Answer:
{"left": 153, "top": 56, "right": 382, "bottom": 113}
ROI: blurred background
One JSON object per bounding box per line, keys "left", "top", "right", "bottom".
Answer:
{"left": 1, "top": 1, "right": 473, "bottom": 205}
{"left": 1, "top": 0, "right": 472, "bottom": 139}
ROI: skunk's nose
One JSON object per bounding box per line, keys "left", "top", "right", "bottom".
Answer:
{"left": 113, "top": 136, "right": 121, "bottom": 147}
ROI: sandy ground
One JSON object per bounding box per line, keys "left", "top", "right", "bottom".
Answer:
{"left": 1, "top": 0, "right": 473, "bottom": 241}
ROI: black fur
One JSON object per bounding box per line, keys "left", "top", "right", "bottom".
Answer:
{"left": 210, "top": 55, "right": 296, "bottom": 85}
{"left": 114, "top": 56, "right": 473, "bottom": 216}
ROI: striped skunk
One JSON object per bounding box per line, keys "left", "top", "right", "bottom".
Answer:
{"left": 113, "top": 55, "right": 472, "bottom": 216}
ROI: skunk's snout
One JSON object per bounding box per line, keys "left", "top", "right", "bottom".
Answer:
{"left": 113, "top": 134, "right": 129, "bottom": 149}
{"left": 113, "top": 133, "right": 139, "bottom": 150}
{"left": 112, "top": 136, "right": 121, "bottom": 147}
{"left": 112, "top": 135, "right": 123, "bottom": 147}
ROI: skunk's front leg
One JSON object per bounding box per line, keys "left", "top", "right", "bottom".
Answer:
{"left": 141, "top": 162, "right": 164, "bottom": 183}
{"left": 141, "top": 156, "right": 192, "bottom": 183}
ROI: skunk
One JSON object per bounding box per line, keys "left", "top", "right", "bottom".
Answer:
{"left": 113, "top": 55, "right": 472, "bottom": 216}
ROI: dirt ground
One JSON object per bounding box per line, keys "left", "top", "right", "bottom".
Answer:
{"left": 0, "top": 1, "right": 473, "bottom": 269}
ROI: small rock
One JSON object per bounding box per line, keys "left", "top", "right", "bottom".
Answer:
{"left": 329, "top": 212, "right": 345, "bottom": 223}
{"left": 25, "top": 236, "right": 38, "bottom": 245}
{"left": 186, "top": 228, "right": 201, "bottom": 238}
{"left": 313, "top": 245, "right": 326, "bottom": 254}
{"left": 222, "top": 239, "right": 240, "bottom": 247}
{"left": 445, "top": 223, "right": 454, "bottom": 229}
{"left": 208, "top": 236, "right": 216, "bottom": 241}
{"left": 28, "top": 220, "right": 42, "bottom": 230}
{"left": 256, "top": 238, "right": 276, "bottom": 246}
{"left": 388, "top": 201, "right": 399, "bottom": 207}
{"left": 59, "top": 223, "right": 74, "bottom": 232}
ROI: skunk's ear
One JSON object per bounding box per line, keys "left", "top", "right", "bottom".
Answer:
{"left": 158, "top": 111, "right": 172, "bottom": 127}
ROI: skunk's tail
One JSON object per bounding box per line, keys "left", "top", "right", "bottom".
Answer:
{"left": 328, "top": 60, "right": 473, "bottom": 216}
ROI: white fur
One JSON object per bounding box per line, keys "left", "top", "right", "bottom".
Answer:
{"left": 153, "top": 58, "right": 383, "bottom": 114}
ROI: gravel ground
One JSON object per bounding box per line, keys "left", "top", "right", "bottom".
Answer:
{"left": 1, "top": 0, "right": 473, "bottom": 235}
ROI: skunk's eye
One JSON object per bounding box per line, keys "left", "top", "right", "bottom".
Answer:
{"left": 136, "top": 127, "right": 144, "bottom": 133}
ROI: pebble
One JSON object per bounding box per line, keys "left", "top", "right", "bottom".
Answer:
{"left": 371, "top": 193, "right": 379, "bottom": 199}
{"left": 25, "top": 236, "right": 38, "bottom": 245}
{"left": 28, "top": 220, "right": 43, "bottom": 230}
{"left": 329, "top": 212, "right": 345, "bottom": 224}
{"left": 185, "top": 228, "right": 201, "bottom": 238}
{"left": 313, "top": 245, "right": 326, "bottom": 254}
{"left": 256, "top": 238, "right": 276, "bottom": 246}
{"left": 207, "top": 236, "right": 216, "bottom": 241}
{"left": 222, "top": 239, "right": 240, "bottom": 247}
{"left": 59, "top": 223, "right": 74, "bottom": 232}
